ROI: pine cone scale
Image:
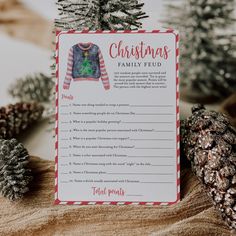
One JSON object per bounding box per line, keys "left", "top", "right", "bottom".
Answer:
{"left": 0, "top": 103, "right": 44, "bottom": 139}
{"left": 182, "top": 104, "right": 236, "bottom": 229}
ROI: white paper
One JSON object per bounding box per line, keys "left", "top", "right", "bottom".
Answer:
{"left": 56, "top": 31, "right": 179, "bottom": 204}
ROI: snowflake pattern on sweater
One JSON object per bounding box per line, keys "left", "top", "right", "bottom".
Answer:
{"left": 63, "top": 43, "right": 110, "bottom": 90}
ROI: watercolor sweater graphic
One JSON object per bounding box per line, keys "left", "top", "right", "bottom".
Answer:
{"left": 63, "top": 43, "right": 110, "bottom": 90}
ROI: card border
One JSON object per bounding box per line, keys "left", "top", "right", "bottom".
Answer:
{"left": 54, "top": 29, "right": 180, "bottom": 206}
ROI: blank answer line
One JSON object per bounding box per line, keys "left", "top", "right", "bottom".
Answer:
{"left": 151, "top": 164, "right": 174, "bottom": 167}
{"left": 155, "top": 130, "right": 174, "bottom": 132}
{"left": 135, "top": 113, "right": 174, "bottom": 115}
{"left": 135, "top": 147, "right": 174, "bottom": 150}
{"left": 122, "top": 122, "right": 173, "bottom": 124}
{"left": 130, "top": 139, "right": 174, "bottom": 141}
{"left": 108, "top": 173, "right": 174, "bottom": 176}
{"left": 128, "top": 156, "right": 173, "bottom": 158}
{"left": 130, "top": 105, "right": 174, "bottom": 107}
{"left": 141, "top": 182, "right": 174, "bottom": 184}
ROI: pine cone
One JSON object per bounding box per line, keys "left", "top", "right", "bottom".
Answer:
{"left": 0, "top": 102, "right": 44, "bottom": 139}
{"left": 0, "top": 138, "right": 32, "bottom": 201}
{"left": 181, "top": 104, "right": 236, "bottom": 229}
{"left": 9, "top": 73, "right": 54, "bottom": 103}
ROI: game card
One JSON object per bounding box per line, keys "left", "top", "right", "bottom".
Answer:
{"left": 55, "top": 30, "right": 180, "bottom": 205}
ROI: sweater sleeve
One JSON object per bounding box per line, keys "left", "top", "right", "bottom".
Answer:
{"left": 98, "top": 49, "right": 110, "bottom": 90}
{"left": 63, "top": 47, "right": 74, "bottom": 90}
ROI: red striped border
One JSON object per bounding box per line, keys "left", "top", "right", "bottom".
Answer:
{"left": 54, "top": 29, "right": 180, "bottom": 206}
{"left": 54, "top": 31, "right": 59, "bottom": 205}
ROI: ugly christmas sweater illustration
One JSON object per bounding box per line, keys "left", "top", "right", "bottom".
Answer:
{"left": 63, "top": 43, "right": 110, "bottom": 90}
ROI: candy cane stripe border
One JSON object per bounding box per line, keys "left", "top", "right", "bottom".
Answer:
{"left": 54, "top": 29, "right": 180, "bottom": 206}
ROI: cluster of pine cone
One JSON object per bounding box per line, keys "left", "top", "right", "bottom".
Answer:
{"left": 0, "top": 72, "right": 51, "bottom": 201}
{"left": 181, "top": 104, "right": 236, "bottom": 229}
{"left": 0, "top": 102, "right": 44, "bottom": 201}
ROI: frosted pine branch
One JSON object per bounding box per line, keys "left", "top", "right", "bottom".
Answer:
{"left": 55, "top": 0, "right": 148, "bottom": 30}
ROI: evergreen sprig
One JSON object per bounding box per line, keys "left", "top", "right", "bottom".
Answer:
{"left": 55, "top": 0, "right": 148, "bottom": 30}
{"left": 165, "top": 0, "right": 236, "bottom": 100}
{"left": 9, "top": 73, "right": 55, "bottom": 103}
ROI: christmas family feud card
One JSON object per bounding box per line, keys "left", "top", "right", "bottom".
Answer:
{"left": 55, "top": 30, "right": 180, "bottom": 205}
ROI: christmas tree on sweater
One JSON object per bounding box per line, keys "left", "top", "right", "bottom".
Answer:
{"left": 80, "top": 57, "right": 93, "bottom": 75}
